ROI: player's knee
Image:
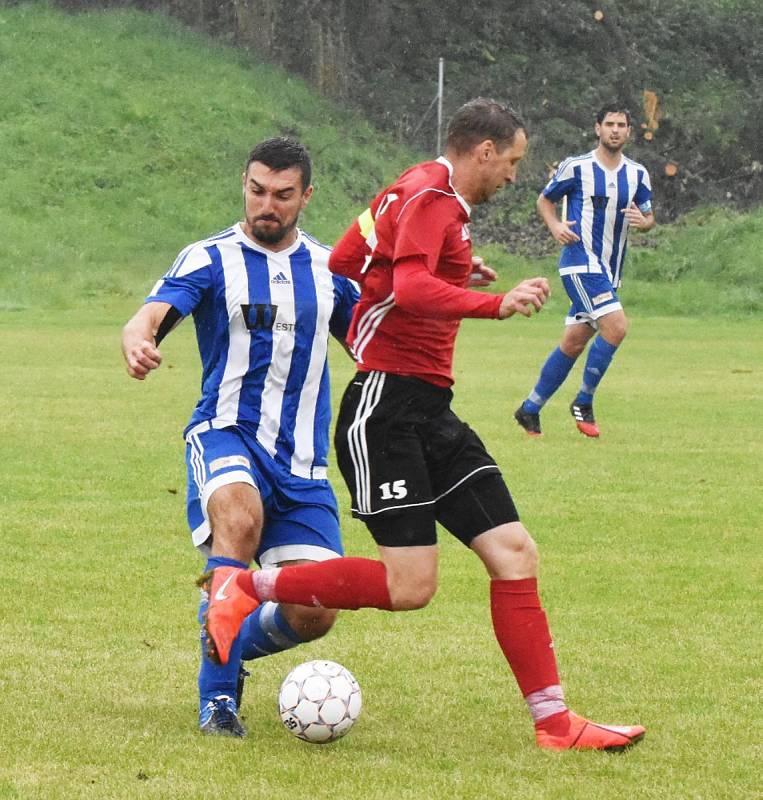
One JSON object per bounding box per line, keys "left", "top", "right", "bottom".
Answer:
{"left": 560, "top": 326, "right": 593, "bottom": 359}
{"left": 562, "top": 339, "right": 587, "bottom": 359}
{"left": 474, "top": 522, "right": 538, "bottom": 578}
{"left": 284, "top": 606, "right": 338, "bottom": 641}
{"left": 210, "top": 496, "right": 261, "bottom": 541}
{"left": 601, "top": 315, "right": 629, "bottom": 345}
{"left": 384, "top": 556, "right": 438, "bottom": 609}
{"left": 502, "top": 526, "right": 538, "bottom": 570}
{"left": 610, "top": 323, "right": 628, "bottom": 344}
{"left": 216, "top": 505, "right": 260, "bottom": 540}
{"left": 389, "top": 579, "right": 437, "bottom": 610}
{"left": 518, "top": 532, "right": 539, "bottom": 572}
{"left": 208, "top": 484, "right": 262, "bottom": 545}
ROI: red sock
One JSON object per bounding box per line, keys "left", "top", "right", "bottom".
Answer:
{"left": 490, "top": 578, "right": 560, "bottom": 697}
{"left": 246, "top": 557, "right": 393, "bottom": 610}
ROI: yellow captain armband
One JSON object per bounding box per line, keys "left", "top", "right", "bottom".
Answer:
{"left": 357, "top": 207, "right": 374, "bottom": 240}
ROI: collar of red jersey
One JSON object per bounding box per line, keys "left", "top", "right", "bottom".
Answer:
{"left": 435, "top": 156, "right": 471, "bottom": 216}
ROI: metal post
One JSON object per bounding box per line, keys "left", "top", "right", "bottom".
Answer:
{"left": 436, "top": 57, "right": 444, "bottom": 154}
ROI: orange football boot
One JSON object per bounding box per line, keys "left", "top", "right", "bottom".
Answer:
{"left": 197, "top": 567, "right": 259, "bottom": 666}
{"left": 536, "top": 711, "right": 645, "bottom": 751}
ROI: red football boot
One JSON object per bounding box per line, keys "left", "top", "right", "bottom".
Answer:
{"left": 570, "top": 402, "right": 600, "bottom": 438}
{"left": 197, "top": 567, "right": 259, "bottom": 666}
{"left": 536, "top": 711, "right": 645, "bottom": 752}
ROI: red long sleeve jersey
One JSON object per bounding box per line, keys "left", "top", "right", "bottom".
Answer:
{"left": 329, "top": 158, "right": 502, "bottom": 387}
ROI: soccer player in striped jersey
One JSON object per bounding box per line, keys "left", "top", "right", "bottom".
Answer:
{"left": 201, "top": 100, "right": 646, "bottom": 751}
{"left": 121, "top": 138, "right": 358, "bottom": 736}
{"left": 515, "top": 104, "right": 655, "bottom": 437}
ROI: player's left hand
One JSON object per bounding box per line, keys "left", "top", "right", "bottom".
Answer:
{"left": 498, "top": 277, "right": 550, "bottom": 319}
{"left": 124, "top": 339, "right": 162, "bottom": 380}
{"left": 621, "top": 202, "right": 648, "bottom": 229}
{"left": 468, "top": 255, "right": 497, "bottom": 287}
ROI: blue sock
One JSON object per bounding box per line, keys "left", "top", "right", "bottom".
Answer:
{"left": 575, "top": 336, "right": 618, "bottom": 405}
{"left": 239, "top": 602, "right": 304, "bottom": 660}
{"left": 523, "top": 347, "right": 577, "bottom": 414}
{"left": 198, "top": 556, "right": 247, "bottom": 713}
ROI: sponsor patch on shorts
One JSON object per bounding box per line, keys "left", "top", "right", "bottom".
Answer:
{"left": 592, "top": 291, "right": 614, "bottom": 305}
{"left": 209, "top": 455, "right": 251, "bottom": 473}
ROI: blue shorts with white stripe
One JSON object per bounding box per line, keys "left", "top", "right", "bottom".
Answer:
{"left": 185, "top": 422, "right": 343, "bottom": 567}
{"left": 562, "top": 272, "right": 622, "bottom": 327}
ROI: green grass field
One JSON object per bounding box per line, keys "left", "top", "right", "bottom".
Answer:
{"left": 1, "top": 3, "right": 761, "bottom": 798}
{"left": 1, "top": 306, "right": 760, "bottom": 799}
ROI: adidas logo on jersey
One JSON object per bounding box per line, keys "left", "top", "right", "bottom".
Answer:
{"left": 608, "top": 182, "right": 616, "bottom": 188}
{"left": 271, "top": 272, "right": 290, "bottom": 284}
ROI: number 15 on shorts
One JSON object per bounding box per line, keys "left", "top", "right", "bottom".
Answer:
{"left": 379, "top": 480, "right": 408, "bottom": 500}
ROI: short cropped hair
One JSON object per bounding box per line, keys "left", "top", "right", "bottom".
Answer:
{"left": 446, "top": 98, "right": 526, "bottom": 154}
{"left": 244, "top": 137, "right": 312, "bottom": 190}
{"left": 596, "top": 104, "right": 632, "bottom": 126}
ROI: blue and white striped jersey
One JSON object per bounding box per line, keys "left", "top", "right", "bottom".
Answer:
{"left": 542, "top": 151, "right": 652, "bottom": 286}
{"left": 146, "top": 223, "right": 358, "bottom": 479}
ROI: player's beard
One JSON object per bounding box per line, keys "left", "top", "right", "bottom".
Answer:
{"left": 250, "top": 216, "right": 298, "bottom": 245}
{"left": 244, "top": 197, "right": 300, "bottom": 244}
{"left": 600, "top": 138, "right": 625, "bottom": 155}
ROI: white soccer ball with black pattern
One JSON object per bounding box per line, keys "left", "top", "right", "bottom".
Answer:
{"left": 278, "top": 660, "right": 362, "bottom": 743}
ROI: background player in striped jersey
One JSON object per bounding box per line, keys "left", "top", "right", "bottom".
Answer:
{"left": 201, "top": 99, "right": 646, "bottom": 751}
{"left": 121, "top": 137, "right": 358, "bottom": 736}
{"left": 515, "top": 104, "right": 655, "bottom": 437}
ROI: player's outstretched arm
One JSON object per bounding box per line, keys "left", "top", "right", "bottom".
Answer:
{"left": 121, "top": 301, "right": 173, "bottom": 380}
{"left": 392, "top": 256, "right": 503, "bottom": 319}
{"left": 497, "top": 277, "right": 551, "bottom": 319}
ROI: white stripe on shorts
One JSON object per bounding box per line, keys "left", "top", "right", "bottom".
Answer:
{"left": 188, "top": 432, "right": 206, "bottom": 493}
{"left": 347, "top": 371, "right": 386, "bottom": 514}
{"left": 572, "top": 274, "right": 594, "bottom": 313}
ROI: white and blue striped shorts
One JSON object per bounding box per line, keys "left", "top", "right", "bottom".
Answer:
{"left": 562, "top": 272, "right": 622, "bottom": 327}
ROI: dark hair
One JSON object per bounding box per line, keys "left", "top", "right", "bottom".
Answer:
{"left": 244, "top": 137, "right": 312, "bottom": 190}
{"left": 596, "top": 104, "right": 632, "bottom": 126}
{"left": 446, "top": 98, "right": 526, "bottom": 154}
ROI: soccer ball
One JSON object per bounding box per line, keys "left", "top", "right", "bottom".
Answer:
{"left": 278, "top": 660, "right": 362, "bottom": 743}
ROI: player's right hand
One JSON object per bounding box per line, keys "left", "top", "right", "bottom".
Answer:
{"left": 552, "top": 219, "right": 580, "bottom": 245}
{"left": 124, "top": 340, "right": 162, "bottom": 380}
{"left": 498, "top": 277, "right": 550, "bottom": 319}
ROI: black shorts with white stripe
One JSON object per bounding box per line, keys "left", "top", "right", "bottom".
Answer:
{"left": 334, "top": 371, "right": 519, "bottom": 547}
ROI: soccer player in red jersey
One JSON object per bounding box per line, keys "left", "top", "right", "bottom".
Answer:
{"left": 202, "top": 99, "right": 645, "bottom": 751}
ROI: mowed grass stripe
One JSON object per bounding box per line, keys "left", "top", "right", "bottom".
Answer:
{"left": 1, "top": 308, "right": 760, "bottom": 799}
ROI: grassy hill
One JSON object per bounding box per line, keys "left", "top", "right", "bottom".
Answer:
{"left": 0, "top": 2, "right": 761, "bottom": 315}
{"left": 0, "top": 2, "right": 415, "bottom": 310}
